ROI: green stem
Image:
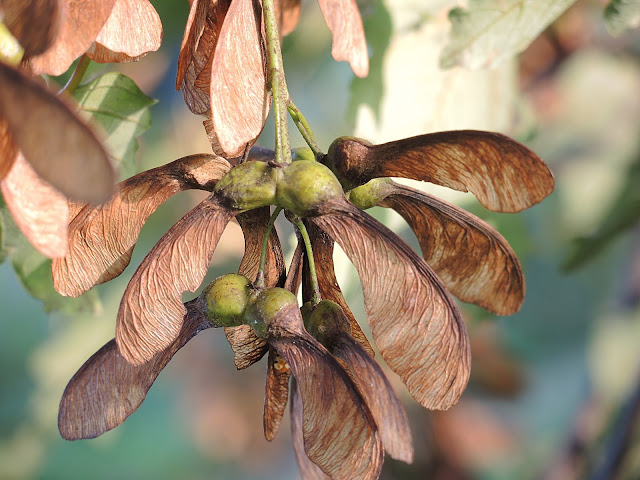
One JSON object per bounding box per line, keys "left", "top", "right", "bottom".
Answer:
{"left": 255, "top": 207, "right": 283, "bottom": 288}
{"left": 58, "top": 54, "right": 91, "bottom": 95}
{"left": 287, "top": 101, "right": 322, "bottom": 157}
{"left": 295, "top": 218, "right": 321, "bottom": 305}
{"left": 262, "top": 0, "right": 291, "bottom": 164}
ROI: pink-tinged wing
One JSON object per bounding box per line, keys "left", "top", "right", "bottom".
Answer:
{"left": 59, "top": 300, "right": 210, "bottom": 440}
{"left": 312, "top": 198, "right": 470, "bottom": 410}
{"left": 1, "top": 0, "right": 61, "bottom": 57}
{"left": 26, "top": 0, "right": 117, "bottom": 75}
{"left": 224, "top": 207, "right": 285, "bottom": 369}
{"left": 87, "top": 0, "right": 163, "bottom": 63}
{"left": 278, "top": 0, "right": 301, "bottom": 36}
{"left": 0, "top": 120, "right": 17, "bottom": 180}
{"left": 116, "top": 194, "right": 236, "bottom": 365}
{"left": 209, "top": 0, "right": 269, "bottom": 156}
{"left": 317, "top": 0, "right": 368, "bottom": 77}
{"left": 52, "top": 154, "right": 230, "bottom": 297}
{"left": 327, "top": 131, "right": 554, "bottom": 212}
{"left": 379, "top": 182, "right": 525, "bottom": 315}
{"left": 0, "top": 62, "right": 114, "bottom": 203}
{"left": 1, "top": 153, "right": 68, "bottom": 258}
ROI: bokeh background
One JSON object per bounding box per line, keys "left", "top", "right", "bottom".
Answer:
{"left": 2, "top": 0, "right": 640, "bottom": 478}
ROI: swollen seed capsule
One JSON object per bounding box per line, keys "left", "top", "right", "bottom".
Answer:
{"left": 347, "top": 178, "right": 394, "bottom": 210}
{"left": 244, "top": 288, "right": 298, "bottom": 338}
{"left": 304, "top": 300, "right": 351, "bottom": 345}
{"left": 214, "top": 161, "right": 277, "bottom": 210}
{"left": 204, "top": 274, "right": 251, "bottom": 327}
{"left": 275, "top": 160, "right": 344, "bottom": 216}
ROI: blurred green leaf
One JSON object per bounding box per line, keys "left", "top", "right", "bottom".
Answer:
{"left": 0, "top": 202, "right": 100, "bottom": 314}
{"left": 604, "top": 0, "right": 640, "bottom": 36}
{"left": 440, "top": 0, "right": 576, "bottom": 70}
{"left": 564, "top": 150, "right": 640, "bottom": 271}
{"left": 74, "top": 72, "right": 156, "bottom": 179}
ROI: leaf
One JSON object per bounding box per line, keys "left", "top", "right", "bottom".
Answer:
{"left": 306, "top": 301, "right": 413, "bottom": 463}
{"left": 73, "top": 72, "right": 157, "bottom": 178}
{"left": 176, "top": 0, "right": 231, "bottom": 115}
{"left": 0, "top": 200, "right": 99, "bottom": 313}
{"left": 1, "top": 153, "right": 68, "bottom": 258}
{"left": 26, "top": 0, "right": 117, "bottom": 75}
{"left": 604, "top": 0, "right": 640, "bottom": 36}
{"left": 564, "top": 153, "right": 640, "bottom": 270}
{"left": 317, "top": 0, "right": 369, "bottom": 77}
{"left": 87, "top": 0, "right": 163, "bottom": 63}
{"left": 209, "top": 0, "right": 269, "bottom": 156}
{"left": 268, "top": 304, "right": 383, "bottom": 480}
{"left": 0, "top": 61, "right": 115, "bottom": 203}
{"left": 325, "top": 131, "right": 555, "bottom": 213}
{"left": 263, "top": 346, "right": 290, "bottom": 441}
{"left": 378, "top": 181, "right": 525, "bottom": 315}
{"left": 224, "top": 207, "right": 286, "bottom": 370}
{"left": 52, "top": 154, "right": 230, "bottom": 297}
{"left": 59, "top": 299, "right": 211, "bottom": 440}
{"left": 116, "top": 195, "right": 236, "bottom": 365}
{"left": 440, "top": 0, "right": 576, "bottom": 70}
{"left": 312, "top": 198, "right": 470, "bottom": 410}
{"left": 0, "top": 0, "right": 61, "bottom": 57}
{"left": 303, "top": 221, "right": 374, "bottom": 356}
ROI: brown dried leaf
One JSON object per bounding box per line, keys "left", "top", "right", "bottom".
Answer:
{"left": 177, "top": 0, "right": 231, "bottom": 114}
{"left": 0, "top": 119, "right": 17, "bottom": 180}
{"left": 116, "top": 195, "right": 236, "bottom": 365}
{"left": 87, "top": 0, "right": 162, "bottom": 64}
{"left": 327, "top": 131, "right": 555, "bottom": 212}
{"left": 379, "top": 182, "right": 525, "bottom": 315}
{"left": 329, "top": 332, "right": 414, "bottom": 463}
{"left": 0, "top": 62, "right": 114, "bottom": 203}
{"left": 311, "top": 198, "right": 471, "bottom": 410}
{"left": 263, "top": 346, "right": 290, "bottom": 441}
{"left": 303, "top": 222, "right": 374, "bottom": 356}
{"left": 317, "top": 0, "right": 368, "bottom": 77}
{"left": 1, "top": 0, "right": 61, "bottom": 56}
{"left": 1, "top": 153, "right": 69, "bottom": 258}
{"left": 209, "top": 0, "right": 269, "bottom": 156}
{"left": 291, "top": 380, "right": 330, "bottom": 480}
{"left": 59, "top": 300, "right": 211, "bottom": 440}
{"left": 224, "top": 207, "right": 285, "bottom": 370}
{"left": 26, "top": 0, "right": 117, "bottom": 75}
{"left": 269, "top": 305, "right": 383, "bottom": 480}
{"left": 52, "top": 154, "right": 229, "bottom": 297}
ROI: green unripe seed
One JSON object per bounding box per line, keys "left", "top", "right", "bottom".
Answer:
{"left": 204, "top": 274, "right": 251, "bottom": 327}
{"left": 244, "top": 288, "right": 298, "bottom": 338}
{"left": 348, "top": 178, "right": 394, "bottom": 210}
{"left": 292, "top": 147, "right": 315, "bottom": 162}
{"left": 214, "top": 161, "right": 277, "bottom": 210}
{"left": 275, "top": 160, "right": 344, "bottom": 216}
{"left": 305, "top": 300, "right": 350, "bottom": 344}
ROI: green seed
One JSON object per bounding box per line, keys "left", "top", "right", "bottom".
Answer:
{"left": 214, "top": 161, "right": 277, "bottom": 210}
{"left": 204, "top": 274, "right": 251, "bottom": 327}
{"left": 244, "top": 288, "right": 298, "bottom": 338}
{"left": 348, "top": 178, "right": 394, "bottom": 210}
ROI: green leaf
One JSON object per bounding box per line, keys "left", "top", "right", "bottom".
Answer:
{"left": 74, "top": 72, "right": 157, "bottom": 179}
{"left": 563, "top": 153, "right": 640, "bottom": 271}
{"left": 604, "top": 0, "right": 640, "bottom": 36}
{"left": 0, "top": 201, "right": 100, "bottom": 314}
{"left": 440, "top": 0, "right": 576, "bottom": 70}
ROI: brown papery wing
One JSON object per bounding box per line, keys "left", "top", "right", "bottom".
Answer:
{"left": 330, "top": 333, "right": 413, "bottom": 463}
{"left": 278, "top": 0, "right": 301, "bottom": 36}
{"left": 52, "top": 154, "right": 230, "bottom": 297}
{"left": 59, "top": 300, "right": 211, "bottom": 440}
{"left": 0, "top": 120, "right": 18, "bottom": 181}
{"left": 380, "top": 182, "right": 524, "bottom": 315}
{"left": 263, "top": 346, "right": 290, "bottom": 441}
{"left": 271, "top": 322, "right": 383, "bottom": 480}
{"left": 1, "top": 0, "right": 61, "bottom": 57}
{"left": 209, "top": 0, "right": 269, "bottom": 156}
{"left": 1, "top": 153, "right": 69, "bottom": 258}
{"left": 26, "top": 0, "right": 117, "bottom": 75}
{"left": 116, "top": 195, "right": 236, "bottom": 365}
{"left": 304, "top": 222, "right": 374, "bottom": 356}
{"left": 317, "top": 0, "right": 368, "bottom": 77}
{"left": 224, "top": 207, "right": 285, "bottom": 370}
{"left": 0, "top": 62, "right": 114, "bottom": 203}
{"left": 87, "top": 0, "right": 163, "bottom": 63}
{"left": 311, "top": 198, "right": 470, "bottom": 410}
